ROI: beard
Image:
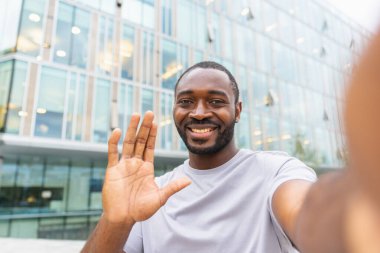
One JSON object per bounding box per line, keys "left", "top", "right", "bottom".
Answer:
{"left": 175, "top": 119, "right": 236, "bottom": 155}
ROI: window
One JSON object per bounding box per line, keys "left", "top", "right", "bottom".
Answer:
{"left": 97, "top": 16, "right": 115, "bottom": 76}
{"left": 222, "top": 18, "right": 233, "bottom": 59}
{"left": 44, "top": 158, "right": 70, "bottom": 212}
{"left": 161, "top": 0, "right": 172, "bottom": 35}
{"left": 161, "top": 38, "right": 178, "bottom": 89}
{"left": 5, "top": 60, "right": 28, "bottom": 134}
{"left": 15, "top": 156, "right": 44, "bottom": 214}
{"left": 92, "top": 78, "right": 111, "bottom": 143}
{"left": 141, "top": 88, "right": 154, "bottom": 113}
{"left": 16, "top": 0, "right": 47, "bottom": 56}
{"left": 121, "top": 24, "right": 135, "bottom": 80}
{"left": 54, "top": 3, "right": 91, "bottom": 69}
{"left": 177, "top": 0, "right": 192, "bottom": 45}
{"left": 67, "top": 163, "right": 91, "bottom": 211}
{"left": 0, "top": 60, "right": 13, "bottom": 131}
{"left": 141, "top": 32, "right": 154, "bottom": 85}
{"left": 160, "top": 92, "right": 173, "bottom": 150}
{"left": 35, "top": 66, "right": 67, "bottom": 138}
{"left": 76, "top": 0, "right": 115, "bottom": 14}
{"left": 118, "top": 83, "right": 134, "bottom": 132}
{"left": 0, "top": 157, "right": 17, "bottom": 215}
{"left": 0, "top": 0, "right": 22, "bottom": 53}
{"left": 65, "top": 73, "right": 86, "bottom": 141}
{"left": 123, "top": 0, "right": 155, "bottom": 29}
{"left": 90, "top": 163, "right": 106, "bottom": 210}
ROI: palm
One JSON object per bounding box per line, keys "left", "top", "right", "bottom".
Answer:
{"left": 102, "top": 112, "right": 191, "bottom": 224}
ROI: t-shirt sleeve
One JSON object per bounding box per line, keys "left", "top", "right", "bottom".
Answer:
{"left": 123, "top": 222, "right": 143, "bottom": 253}
{"left": 267, "top": 156, "right": 317, "bottom": 252}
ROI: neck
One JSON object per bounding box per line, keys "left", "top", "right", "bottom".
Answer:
{"left": 188, "top": 140, "right": 239, "bottom": 170}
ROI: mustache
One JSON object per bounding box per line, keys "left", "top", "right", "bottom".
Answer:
{"left": 184, "top": 119, "right": 220, "bottom": 127}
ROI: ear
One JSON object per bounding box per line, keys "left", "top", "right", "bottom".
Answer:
{"left": 235, "top": 101, "right": 242, "bottom": 122}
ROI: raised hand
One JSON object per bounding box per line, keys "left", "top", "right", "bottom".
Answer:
{"left": 102, "top": 111, "right": 191, "bottom": 225}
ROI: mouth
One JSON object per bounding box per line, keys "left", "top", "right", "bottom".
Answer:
{"left": 186, "top": 126, "right": 218, "bottom": 140}
{"left": 190, "top": 128, "right": 214, "bottom": 133}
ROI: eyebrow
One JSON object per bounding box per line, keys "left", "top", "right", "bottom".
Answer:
{"left": 176, "top": 89, "right": 228, "bottom": 97}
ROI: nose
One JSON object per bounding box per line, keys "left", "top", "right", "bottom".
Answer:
{"left": 189, "top": 101, "right": 212, "bottom": 120}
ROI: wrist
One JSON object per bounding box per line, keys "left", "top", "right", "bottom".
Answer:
{"left": 102, "top": 212, "right": 136, "bottom": 227}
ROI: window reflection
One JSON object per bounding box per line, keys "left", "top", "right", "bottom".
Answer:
{"left": 0, "top": 60, "right": 13, "bottom": 131}
{"left": 35, "top": 66, "right": 67, "bottom": 138}
{"left": 118, "top": 83, "right": 134, "bottom": 133}
{"left": 141, "top": 88, "right": 153, "bottom": 113}
{"left": 16, "top": 0, "right": 47, "bottom": 56}
{"left": 54, "top": 3, "right": 90, "bottom": 69}
{"left": 97, "top": 16, "right": 114, "bottom": 76}
{"left": 0, "top": 0, "right": 22, "bottom": 53}
{"left": 121, "top": 24, "right": 135, "bottom": 80}
{"left": 161, "top": 38, "right": 179, "bottom": 89}
{"left": 65, "top": 73, "right": 86, "bottom": 141}
{"left": 123, "top": 0, "right": 154, "bottom": 29}
{"left": 93, "top": 79, "right": 110, "bottom": 143}
{"left": 160, "top": 92, "right": 173, "bottom": 150}
{"left": 142, "top": 31, "right": 154, "bottom": 85}
{"left": 6, "top": 60, "right": 28, "bottom": 134}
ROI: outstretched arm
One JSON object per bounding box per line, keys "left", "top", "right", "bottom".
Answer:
{"left": 273, "top": 28, "right": 380, "bottom": 253}
{"left": 81, "top": 111, "right": 191, "bottom": 253}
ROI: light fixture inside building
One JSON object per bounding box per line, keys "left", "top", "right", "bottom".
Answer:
{"left": 296, "top": 37, "right": 305, "bottom": 44}
{"left": 265, "top": 23, "right": 277, "bottom": 32}
{"left": 162, "top": 63, "right": 183, "bottom": 80}
{"left": 254, "top": 130, "right": 262, "bottom": 136}
{"left": 241, "top": 7, "right": 254, "bottom": 20}
{"left": 36, "top": 108, "right": 47, "bottom": 114}
{"left": 18, "top": 111, "right": 28, "bottom": 117}
{"left": 28, "top": 13, "right": 41, "bottom": 23}
{"left": 281, "top": 134, "right": 292, "bottom": 140}
{"left": 71, "top": 26, "right": 81, "bottom": 35}
{"left": 206, "top": 0, "right": 214, "bottom": 5}
{"left": 56, "top": 50, "right": 66, "bottom": 57}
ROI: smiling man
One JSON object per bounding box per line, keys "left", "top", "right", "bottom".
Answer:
{"left": 81, "top": 32, "right": 380, "bottom": 253}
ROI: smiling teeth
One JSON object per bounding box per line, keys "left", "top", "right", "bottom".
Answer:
{"left": 191, "top": 128, "right": 212, "bottom": 133}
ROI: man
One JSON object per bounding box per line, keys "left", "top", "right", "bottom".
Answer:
{"left": 82, "top": 30, "right": 380, "bottom": 253}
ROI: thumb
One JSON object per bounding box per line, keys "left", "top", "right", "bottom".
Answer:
{"left": 159, "top": 177, "right": 192, "bottom": 206}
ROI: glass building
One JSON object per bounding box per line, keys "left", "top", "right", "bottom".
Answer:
{"left": 0, "top": 0, "right": 370, "bottom": 239}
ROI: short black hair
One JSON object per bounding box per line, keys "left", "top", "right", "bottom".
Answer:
{"left": 174, "top": 61, "right": 240, "bottom": 104}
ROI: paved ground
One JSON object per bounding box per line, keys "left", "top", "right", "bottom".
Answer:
{"left": 0, "top": 238, "right": 86, "bottom": 253}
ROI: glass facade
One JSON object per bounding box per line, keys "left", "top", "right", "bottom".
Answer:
{"left": 0, "top": 0, "right": 371, "bottom": 239}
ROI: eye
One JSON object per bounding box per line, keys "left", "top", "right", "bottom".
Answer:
{"left": 177, "top": 99, "right": 193, "bottom": 106}
{"left": 209, "top": 99, "right": 225, "bottom": 106}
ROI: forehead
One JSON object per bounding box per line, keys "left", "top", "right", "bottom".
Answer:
{"left": 176, "top": 68, "right": 233, "bottom": 96}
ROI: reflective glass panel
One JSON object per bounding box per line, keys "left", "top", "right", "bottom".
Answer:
{"left": 17, "top": 0, "right": 47, "bottom": 56}
{"left": 35, "top": 66, "right": 67, "bottom": 138}
{"left": 121, "top": 24, "right": 135, "bottom": 80}
{"left": 93, "top": 78, "right": 110, "bottom": 143}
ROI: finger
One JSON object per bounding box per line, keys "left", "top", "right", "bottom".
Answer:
{"left": 143, "top": 122, "right": 157, "bottom": 163}
{"left": 122, "top": 113, "right": 140, "bottom": 159}
{"left": 158, "top": 177, "right": 192, "bottom": 206}
{"left": 133, "top": 111, "right": 154, "bottom": 159}
{"left": 107, "top": 128, "right": 122, "bottom": 167}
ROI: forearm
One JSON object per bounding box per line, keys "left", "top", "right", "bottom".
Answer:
{"left": 81, "top": 215, "right": 135, "bottom": 253}
{"left": 294, "top": 171, "right": 351, "bottom": 253}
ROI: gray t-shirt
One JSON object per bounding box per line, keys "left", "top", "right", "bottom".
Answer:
{"left": 124, "top": 149, "right": 317, "bottom": 253}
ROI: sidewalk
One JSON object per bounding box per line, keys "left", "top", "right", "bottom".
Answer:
{"left": 0, "top": 238, "right": 85, "bottom": 253}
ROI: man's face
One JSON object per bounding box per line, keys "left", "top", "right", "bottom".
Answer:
{"left": 173, "top": 68, "right": 241, "bottom": 155}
